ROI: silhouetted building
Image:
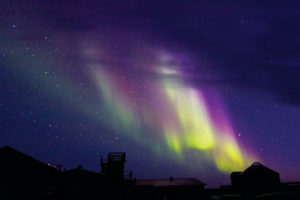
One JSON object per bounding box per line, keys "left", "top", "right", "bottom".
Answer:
{"left": 63, "top": 154, "right": 130, "bottom": 200}
{"left": 133, "top": 177, "right": 206, "bottom": 200}
{"left": 231, "top": 162, "right": 281, "bottom": 193}
{"left": 6, "top": 145, "right": 300, "bottom": 200}
{"left": 62, "top": 167, "right": 110, "bottom": 200}
{"left": 0, "top": 146, "right": 61, "bottom": 199}
{"left": 101, "top": 152, "right": 126, "bottom": 179}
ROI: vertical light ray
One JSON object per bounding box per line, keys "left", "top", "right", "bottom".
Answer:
{"left": 156, "top": 53, "right": 256, "bottom": 172}
{"left": 84, "top": 48, "right": 257, "bottom": 173}
{"left": 91, "top": 67, "right": 136, "bottom": 131}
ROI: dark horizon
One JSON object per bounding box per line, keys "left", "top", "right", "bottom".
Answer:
{"left": 0, "top": 145, "right": 294, "bottom": 186}
{"left": 1, "top": 145, "right": 300, "bottom": 200}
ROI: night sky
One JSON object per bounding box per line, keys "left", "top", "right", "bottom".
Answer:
{"left": 1, "top": 0, "right": 300, "bottom": 187}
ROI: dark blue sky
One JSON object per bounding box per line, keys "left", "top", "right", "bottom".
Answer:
{"left": 1, "top": 0, "right": 300, "bottom": 186}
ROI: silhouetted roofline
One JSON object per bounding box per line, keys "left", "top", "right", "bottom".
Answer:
{"left": 0, "top": 145, "right": 59, "bottom": 173}
{"left": 242, "top": 162, "right": 279, "bottom": 175}
{"left": 136, "top": 177, "right": 206, "bottom": 187}
{"left": 64, "top": 168, "right": 102, "bottom": 176}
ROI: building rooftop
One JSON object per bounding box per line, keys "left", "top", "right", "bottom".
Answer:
{"left": 242, "top": 162, "right": 279, "bottom": 176}
{"left": 0, "top": 145, "right": 59, "bottom": 174}
{"left": 136, "top": 178, "right": 206, "bottom": 187}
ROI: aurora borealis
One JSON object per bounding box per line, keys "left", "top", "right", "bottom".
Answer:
{"left": 1, "top": 0, "right": 300, "bottom": 186}
{"left": 86, "top": 44, "right": 256, "bottom": 173}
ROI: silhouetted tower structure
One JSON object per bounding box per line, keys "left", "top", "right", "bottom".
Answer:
{"left": 101, "top": 152, "right": 126, "bottom": 179}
